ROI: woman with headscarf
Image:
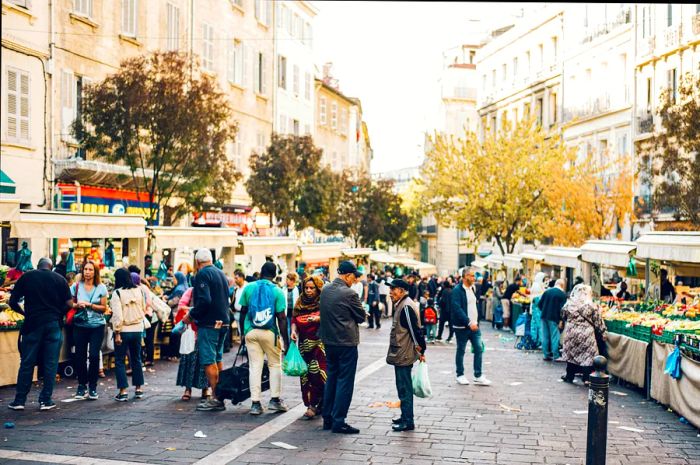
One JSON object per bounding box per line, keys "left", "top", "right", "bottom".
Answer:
{"left": 290, "top": 275, "right": 327, "bottom": 420}
{"left": 560, "top": 284, "right": 607, "bottom": 384}
{"left": 164, "top": 271, "right": 188, "bottom": 360}
{"left": 110, "top": 268, "right": 147, "bottom": 401}
{"left": 529, "top": 272, "right": 547, "bottom": 348}
{"left": 174, "top": 286, "right": 210, "bottom": 402}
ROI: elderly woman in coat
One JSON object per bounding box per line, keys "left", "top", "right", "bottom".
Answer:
{"left": 560, "top": 284, "right": 607, "bottom": 384}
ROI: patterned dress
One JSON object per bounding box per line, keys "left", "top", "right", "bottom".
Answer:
{"left": 562, "top": 301, "right": 607, "bottom": 367}
{"left": 293, "top": 311, "right": 327, "bottom": 411}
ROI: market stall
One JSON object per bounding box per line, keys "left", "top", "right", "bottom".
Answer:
{"left": 543, "top": 246, "right": 582, "bottom": 291}
{"left": 148, "top": 226, "right": 239, "bottom": 275}
{"left": 299, "top": 242, "right": 346, "bottom": 279}
{"left": 503, "top": 254, "right": 523, "bottom": 282}
{"left": 0, "top": 288, "right": 28, "bottom": 386}
{"left": 471, "top": 258, "right": 488, "bottom": 272}
{"left": 520, "top": 249, "right": 547, "bottom": 282}
{"left": 485, "top": 254, "right": 505, "bottom": 281}
{"left": 237, "top": 237, "right": 299, "bottom": 277}
{"left": 341, "top": 247, "right": 373, "bottom": 268}
{"left": 581, "top": 240, "right": 641, "bottom": 297}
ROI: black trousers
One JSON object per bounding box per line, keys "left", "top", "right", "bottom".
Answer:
{"left": 143, "top": 320, "right": 158, "bottom": 364}
{"left": 368, "top": 306, "right": 382, "bottom": 328}
{"left": 379, "top": 295, "right": 389, "bottom": 317}
{"left": 565, "top": 363, "right": 593, "bottom": 382}
{"left": 322, "top": 345, "right": 358, "bottom": 428}
{"left": 73, "top": 326, "right": 104, "bottom": 390}
{"left": 394, "top": 365, "right": 414, "bottom": 424}
{"left": 437, "top": 313, "right": 453, "bottom": 340}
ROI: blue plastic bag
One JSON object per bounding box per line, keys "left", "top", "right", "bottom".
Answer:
{"left": 664, "top": 345, "right": 682, "bottom": 380}
{"left": 412, "top": 361, "right": 432, "bottom": 398}
{"left": 282, "top": 341, "right": 308, "bottom": 376}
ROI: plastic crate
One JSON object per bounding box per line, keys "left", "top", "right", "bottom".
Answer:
{"left": 652, "top": 330, "right": 677, "bottom": 345}
{"left": 622, "top": 324, "right": 652, "bottom": 342}
{"left": 604, "top": 319, "right": 626, "bottom": 334}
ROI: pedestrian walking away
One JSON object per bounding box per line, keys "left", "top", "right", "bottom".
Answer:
{"left": 319, "top": 260, "right": 367, "bottom": 434}
{"left": 451, "top": 267, "right": 491, "bottom": 386}
{"left": 386, "top": 279, "right": 426, "bottom": 431}
{"left": 238, "top": 261, "right": 290, "bottom": 415}
{"left": 436, "top": 276, "right": 455, "bottom": 343}
{"left": 366, "top": 273, "right": 382, "bottom": 329}
{"left": 539, "top": 279, "right": 567, "bottom": 361}
{"left": 290, "top": 275, "right": 327, "bottom": 420}
{"left": 182, "top": 249, "right": 232, "bottom": 412}
{"left": 7, "top": 258, "right": 71, "bottom": 411}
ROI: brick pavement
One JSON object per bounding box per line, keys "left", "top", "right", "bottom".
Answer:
{"left": 0, "top": 323, "right": 698, "bottom": 465}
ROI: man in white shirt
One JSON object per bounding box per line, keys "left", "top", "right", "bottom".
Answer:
{"left": 231, "top": 270, "right": 247, "bottom": 342}
{"left": 450, "top": 267, "right": 491, "bottom": 386}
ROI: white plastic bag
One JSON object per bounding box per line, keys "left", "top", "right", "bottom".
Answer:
{"left": 179, "top": 325, "right": 195, "bottom": 355}
{"left": 412, "top": 361, "right": 433, "bottom": 398}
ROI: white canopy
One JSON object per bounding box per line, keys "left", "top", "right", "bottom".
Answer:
{"left": 635, "top": 232, "right": 700, "bottom": 264}
{"left": 395, "top": 258, "right": 437, "bottom": 276}
{"left": 238, "top": 237, "right": 299, "bottom": 256}
{"left": 341, "top": 247, "right": 373, "bottom": 258}
{"left": 369, "top": 251, "right": 398, "bottom": 264}
{"left": 0, "top": 197, "right": 20, "bottom": 222}
{"left": 11, "top": 210, "right": 146, "bottom": 239}
{"left": 581, "top": 240, "right": 637, "bottom": 268}
{"left": 503, "top": 254, "right": 522, "bottom": 269}
{"left": 520, "top": 250, "right": 546, "bottom": 262}
{"left": 471, "top": 258, "right": 488, "bottom": 270}
{"left": 299, "top": 243, "right": 346, "bottom": 262}
{"left": 485, "top": 255, "right": 504, "bottom": 269}
{"left": 148, "top": 227, "right": 238, "bottom": 250}
{"left": 544, "top": 247, "right": 582, "bottom": 268}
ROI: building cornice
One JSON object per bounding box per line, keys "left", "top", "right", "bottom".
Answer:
{"left": 635, "top": 38, "right": 700, "bottom": 70}
{"left": 478, "top": 74, "right": 562, "bottom": 113}
{"left": 1, "top": 38, "right": 50, "bottom": 59}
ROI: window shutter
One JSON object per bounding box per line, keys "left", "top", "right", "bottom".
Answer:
{"left": 6, "top": 69, "right": 18, "bottom": 139}
{"left": 243, "top": 43, "right": 250, "bottom": 88}
{"left": 61, "top": 70, "right": 76, "bottom": 140}
{"left": 265, "top": 0, "right": 272, "bottom": 26}
{"left": 261, "top": 53, "right": 267, "bottom": 94}
{"left": 227, "top": 41, "right": 234, "bottom": 82}
{"left": 20, "top": 72, "right": 30, "bottom": 141}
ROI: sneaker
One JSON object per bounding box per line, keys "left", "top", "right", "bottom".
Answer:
{"left": 473, "top": 375, "right": 492, "bottom": 386}
{"left": 74, "top": 385, "right": 87, "bottom": 400}
{"left": 114, "top": 393, "right": 129, "bottom": 402}
{"left": 197, "top": 398, "right": 225, "bottom": 412}
{"left": 456, "top": 375, "right": 470, "bottom": 385}
{"left": 332, "top": 423, "right": 360, "bottom": 434}
{"left": 249, "top": 401, "right": 264, "bottom": 415}
{"left": 268, "top": 398, "right": 288, "bottom": 413}
{"left": 88, "top": 389, "right": 99, "bottom": 400}
{"left": 39, "top": 400, "right": 56, "bottom": 411}
{"left": 7, "top": 401, "right": 24, "bottom": 410}
{"left": 134, "top": 390, "right": 144, "bottom": 399}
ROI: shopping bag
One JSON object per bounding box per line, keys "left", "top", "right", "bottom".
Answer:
{"left": 412, "top": 361, "right": 433, "bottom": 398}
{"left": 179, "top": 325, "right": 196, "bottom": 355}
{"left": 664, "top": 345, "right": 682, "bottom": 380}
{"left": 514, "top": 313, "right": 528, "bottom": 336}
{"left": 282, "top": 341, "right": 308, "bottom": 376}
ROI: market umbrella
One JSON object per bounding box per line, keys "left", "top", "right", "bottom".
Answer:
{"left": 66, "top": 248, "right": 77, "bottom": 274}
{"left": 15, "top": 241, "right": 33, "bottom": 272}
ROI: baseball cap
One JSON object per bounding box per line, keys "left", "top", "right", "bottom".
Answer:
{"left": 389, "top": 279, "right": 410, "bottom": 292}
{"left": 338, "top": 260, "right": 362, "bottom": 278}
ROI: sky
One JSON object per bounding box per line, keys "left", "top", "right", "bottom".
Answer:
{"left": 312, "top": 1, "right": 546, "bottom": 174}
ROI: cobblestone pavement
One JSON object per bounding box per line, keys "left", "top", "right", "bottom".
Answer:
{"left": 1, "top": 323, "right": 699, "bottom": 465}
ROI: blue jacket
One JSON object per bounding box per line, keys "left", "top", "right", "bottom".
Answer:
{"left": 450, "top": 284, "right": 473, "bottom": 328}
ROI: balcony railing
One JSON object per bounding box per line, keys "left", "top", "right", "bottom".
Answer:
{"left": 664, "top": 23, "right": 683, "bottom": 49}
{"left": 562, "top": 94, "right": 612, "bottom": 122}
{"left": 581, "top": 8, "right": 631, "bottom": 44}
{"left": 637, "top": 112, "right": 654, "bottom": 134}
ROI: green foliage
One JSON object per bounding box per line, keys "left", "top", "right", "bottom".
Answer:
{"left": 74, "top": 51, "right": 239, "bottom": 226}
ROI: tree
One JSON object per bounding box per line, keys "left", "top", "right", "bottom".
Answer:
{"left": 637, "top": 71, "right": 700, "bottom": 226}
{"left": 421, "top": 118, "right": 574, "bottom": 255}
{"left": 75, "top": 51, "right": 239, "bottom": 226}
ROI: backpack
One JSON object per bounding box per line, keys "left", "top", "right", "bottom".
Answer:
{"left": 248, "top": 281, "right": 277, "bottom": 330}
{"left": 424, "top": 307, "right": 438, "bottom": 325}
{"left": 116, "top": 288, "right": 145, "bottom": 326}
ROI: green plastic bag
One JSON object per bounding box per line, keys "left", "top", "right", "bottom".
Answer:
{"left": 282, "top": 341, "right": 308, "bottom": 376}
{"left": 411, "top": 361, "right": 433, "bottom": 398}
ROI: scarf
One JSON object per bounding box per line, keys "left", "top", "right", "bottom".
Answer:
{"left": 293, "top": 275, "right": 324, "bottom": 317}
{"left": 564, "top": 283, "right": 593, "bottom": 314}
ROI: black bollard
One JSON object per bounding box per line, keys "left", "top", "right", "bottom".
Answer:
{"left": 585, "top": 355, "right": 609, "bottom": 465}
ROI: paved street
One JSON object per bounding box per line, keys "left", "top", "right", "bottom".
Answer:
{"left": 1, "top": 324, "right": 699, "bottom": 465}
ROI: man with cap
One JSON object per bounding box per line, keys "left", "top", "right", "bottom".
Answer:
{"left": 386, "top": 278, "right": 426, "bottom": 431}
{"left": 319, "top": 260, "right": 367, "bottom": 434}
{"left": 238, "top": 261, "right": 290, "bottom": 415}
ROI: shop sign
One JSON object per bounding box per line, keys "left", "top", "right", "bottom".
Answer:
{"left": 57, "top": 184, "right": 157, "bottom": 223}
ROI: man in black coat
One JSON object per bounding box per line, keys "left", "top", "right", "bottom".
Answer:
{"left": 538, "top": 279, "right": 567, "bottom": 361}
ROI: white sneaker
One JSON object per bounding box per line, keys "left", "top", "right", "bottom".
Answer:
{"left": 456, "top": 375, "right": 470, "bottom": 385}
{"left": 473, "top": 376, "right": 492, "bottom": 386}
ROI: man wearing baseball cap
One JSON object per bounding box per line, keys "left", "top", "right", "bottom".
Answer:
{"left": 319, "top": 260, "right": 367, "bottom": 434}
{"left": 386, "top": 279, "right": 426, "bottom": 431}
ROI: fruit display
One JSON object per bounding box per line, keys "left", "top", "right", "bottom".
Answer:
{"left": 0, "top": 290, "right": 24, "bottom": 331}
{"left": 512, "top": 287, "right": 531, "bottom": 304}
{"left": 601, "top": 297, "right": 700, "bottom": 341}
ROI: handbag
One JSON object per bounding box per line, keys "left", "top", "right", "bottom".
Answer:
{"left": 216, "top": 345, "right": 270, "bottom": 404}
{"left": 583, "top": 314, "right": 607, "bottom": 358}
{"left": 66, "top": 283, "right": 80, "bottom": 325}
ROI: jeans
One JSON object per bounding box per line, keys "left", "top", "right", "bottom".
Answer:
{"left": 115, "top": 332, "right": 144, "bottom": 389}
{"left": 367, "top": 305, "right": 382, "bottom": 328}
{"left": 540, "top": 319, "right": 561, "bottom": 359}
{"left": 322, "top": 345, "right": 358, "bottom": 428}
{"left": 73, "top": 325, "right": 105, "bottom": 390}
{"left": 455, "top": 328, "right": 483, "bottom": 378}
{"left": 394, "top": 365, "right": 414, "bottom": 424}
{"left": 14, "top": 322, "right": 63, "bottom": 404}
{"left": 425, "top": 324, "right": 437, "bottom": 341}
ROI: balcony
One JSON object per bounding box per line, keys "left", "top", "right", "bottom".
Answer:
{"left": 562, "top": 94, "right": 611, "bottom": 122}
{"left": 581, "top": 8, "right": 631, "bottom": 44}
{"left": 663, "top": 23, "right": 683, "bottom": 49}
{"left": 694, "top": 14, "right": 700, "bottom": 35}
{"left": 637, "top": 112, "right": 654, "bottom": 134}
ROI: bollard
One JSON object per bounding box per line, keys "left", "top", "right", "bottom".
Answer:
{"left": 586, "top": 355, "right": 609, "bottom": 465}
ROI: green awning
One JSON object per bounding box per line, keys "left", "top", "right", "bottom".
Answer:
{"left": 0, "top": 170, "right": 16, "bottom": 194}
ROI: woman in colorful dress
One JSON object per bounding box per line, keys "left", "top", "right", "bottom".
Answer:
{"left": 290, "top": 275, "right": 327, "bottom": 420}
{"left": 174, "top": 286, "right": 209, "bottom": 402}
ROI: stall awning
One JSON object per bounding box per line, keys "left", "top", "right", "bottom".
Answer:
{"left": 394, "top": 257, "right": 437, "bottom": 276}
{"left": 581, "top": 240, "right": 637, "bottom": 268}
{"left": 544, "top": 247, "right": 582, "bottom": 268}
{"left": 299, "top": 243, "right": 346, "bottom": 262}
{"left": 369, "top": 251, "right": 398, "bottom": 264}
{"left": 341, "top": 247, "right": 373, "bottom": 258}
{"left": 471, "top": 258, "right": 488, "bottom": 270}
{"left": 0, "top": 170, "right": 16, "bottom": 194}
{"left": 485, "top": 255, "right": 504, "bottom": 269}
{"left": 520, "top": 250, "right": 546, "bottom": 262}
{"left": 0, "top": 197, "right": 20, "bottom": 222}
{"left": 148, "top": 227, "right": 238, "bottom": 250}
{"left": 635, "top": 232, "right": 700, "bottom": 264}
{"left": 11, "top": 210, "right": 146, "bottom": 239}
{"left": 503, "top": 254, "right": 522, "bottom": 269}
{"left": 238, "top": 237, "right": 299, "bottom": 256}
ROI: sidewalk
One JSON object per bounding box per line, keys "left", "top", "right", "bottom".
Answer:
{"left": 0, "top": 324, "right": 698, "bottom": 465}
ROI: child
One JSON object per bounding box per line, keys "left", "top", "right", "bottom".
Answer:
{"left": 424, "top": 298, "right": 438, "bottom": 343}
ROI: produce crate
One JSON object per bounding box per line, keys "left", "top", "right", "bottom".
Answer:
{"left": 604, "top": 319, "right": 626, "bottom": 334}
{"left": 652, "top": 329, "right": 700, "bottom": 345}
{"left": 621, "top": 324, "right": 652, "bottom": 343}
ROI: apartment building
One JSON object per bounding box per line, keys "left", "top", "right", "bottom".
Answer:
{"left": 274, "top": 0, "right": 316, "bottom": 137}
{"left": 477, "top": 5, "right": 564, "bottom": 137}
{"left": 633, "top": 3, "right": 700, "bottom": 233}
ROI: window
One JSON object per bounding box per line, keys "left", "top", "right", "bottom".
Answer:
{"left": 536, "top": 97, "right": 543, "bottom": 125}
{"left": 303, "top": 22, "right": 312, "bottom": 46}
{"left": 293, "top": 119, "right": 300, "bottom": 136}
{"left": 331, "top": 102, "right": 338, "bottom": 130}
{"left": 667, "top": 4, "right": 673, "bottom": 27}
{"left": 291, "top": 13, "right": 299, "bottom": 37}
{"left": 293, "top": 65, "right": 299, "bottom": 95}
{"left": 340, "top": 109, "right": 347, "bottom": 135}
{"left": 617, "top": 134, "right": 628, "bottom": 157}
{"left": 551, "top": 36, "right": 558, "bottom": 63}
{"left": 549, "top": 93, "right": 557, "bottom": 127}
{"left": 279, "top": 114, "right": 287, "bottom": 134}
{"left": 668, "top": 68, "right": 678, "bottom": 102}
{"left": 232, "top": 0, "right": 243, "bottom": 8}
{"left": 296, "top": 15, "right": 304, "bottom": 40}
{"left": 525, "top": 50, "right": 531, "bottom": 73}
{"left": 491, "top": 115, "right": 497, "bottom": 134}
{"left": 278, "top": 55, "right": 287, "bottom": 89}
{"left": 277, "top": 4, "right": 286, "bottom": 28}
{"left": 166, "top": 3, "right": 179, "bottom": 51}
{"left": 304, "top": 72, "right": 311, "bottom": 100}
{"left": 6, "top": 68, "right": 30, "bottom": 142}
{"left": 481, "top": 74, "right": 487, "bottom": 91}
{"left": 255, "top": 51, "right": 267, "bottom": 94}
{"left": 121, "top": 0, "right": 137, "bottom": 37}
{"left": 319, "top": 97, "right": 327, "bottom": 125}
{"left": 201, "top": 23, "right": 214, "bottom": 71}
{"left": 642, "top": 7, "right": 647, "bottom": 38}
{"left": 228, "top": 40, "right": 243, "bottom": 85}
{"left": 285, "top": 7, "right": 292, "bottom": 34}
{"left": 491, "top": 69, "right": 496, "bottom": 87}
{"left": 306, "top": 23, "right": 313, "bottom": 47}
{"left": 304, "top": 124, "right": 311, "bottom": 135}
{"left": 469, "top": 50, "right": 475, "bottom": 64}
{"left": 257, "top": 132, "right": 265, "bottom": 154}
{"left": 513, "top": 108, "right": 518, "bottom": 122}
{"left": 538, "top": 44, "right": 544, "bottom": 70}
{"left": 254, "top": 0, "right": 271, "bottom": 26}
{"left": 523, "top": 102, "right": 531, "bottom": 118}
{"left": 646, "top": 77, "right": 652, "bottom": 111}
{"left": 74, "top": 0, "right": 92, "bottom": 17}
{"left": 501, "top": 63, "right": 507, "bottom": 83}
{"left": 61, "top": 70, "right": 76, "bottom": 141}
{"left": 8, "top": 0, "right": 29, "bottom": 7}
{"left": 512, "top": 57, "right": 518, "bottom": 79}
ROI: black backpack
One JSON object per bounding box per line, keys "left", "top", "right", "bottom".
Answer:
{"left": 215, "top": 344, "right": 270, "bottom": 404}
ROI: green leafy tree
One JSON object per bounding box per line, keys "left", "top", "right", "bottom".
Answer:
{"left": 637, "top": 71, "right": 700, "bottom": 226}
{"left": 74, "top": 51, "right": 239, "bottom": 226}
